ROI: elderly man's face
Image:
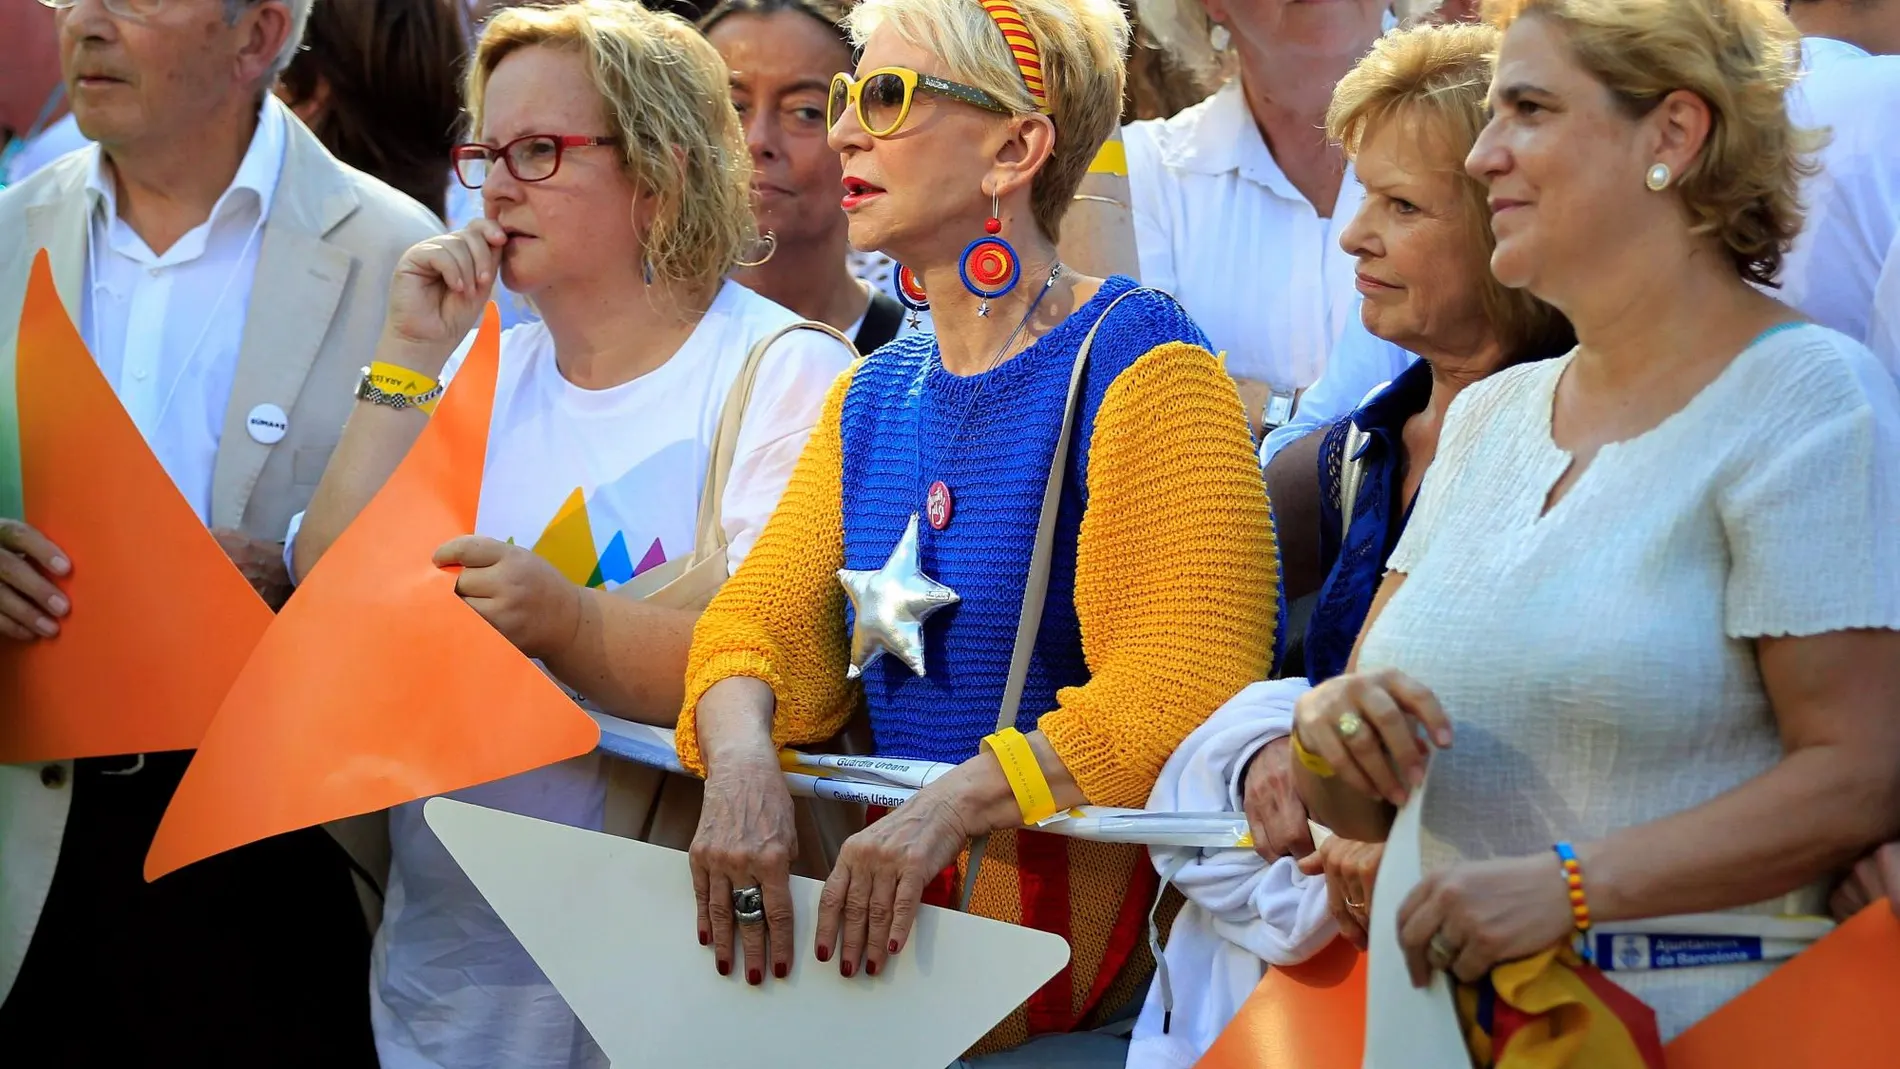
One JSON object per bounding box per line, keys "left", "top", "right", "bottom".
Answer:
{"left": 57, "top": 0, "right": 283, "bottom": 150}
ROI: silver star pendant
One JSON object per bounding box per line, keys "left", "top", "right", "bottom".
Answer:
{"left": 837, "top": 513, "right": 960, "bottom": 680}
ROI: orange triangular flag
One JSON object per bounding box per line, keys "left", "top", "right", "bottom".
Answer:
{"left": 1666, "top": 904, "right": 1900, "bottom": 1066}
{"left": 0, "top": 250, "right": 272, "bottom": 763}
{"left": 1196, "top": 939, "right": 1365, "bottom": 1069}
{"left": 144, "top": 305, "right": 600, "bottom": 880}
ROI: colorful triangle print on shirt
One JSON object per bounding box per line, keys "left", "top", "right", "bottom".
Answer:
{"left": 533, "top": 487, "right": 597, "bottom": 586}
{"left": 0, "top": 250, "right": 272, "bottom": 763}
{"left": 526, "top": 487, "right": 658, "bottom": 589}
{"left": 144, "top": 304, "right": 600, "bottom": 881}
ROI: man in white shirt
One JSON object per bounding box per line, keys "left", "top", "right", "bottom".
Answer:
{"left": 0, "top": 0, "right": 440, "bottom": 1059}
{"left": 1781, "top": 1, "right": 1900, "bottom": 344}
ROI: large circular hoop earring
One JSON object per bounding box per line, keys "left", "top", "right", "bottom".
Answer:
{"left": 893, "top": 264, "right": 930, "bottom": 329}
{"left": 736, "top": 231, "right": 778, "bottom": 268}
{"left": 958, "top": 190, "right": 1021, "bottom": 317}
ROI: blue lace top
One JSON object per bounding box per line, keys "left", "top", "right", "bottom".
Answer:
{"left": 1306, "top": 358, "right": 1434, "bottom": 683}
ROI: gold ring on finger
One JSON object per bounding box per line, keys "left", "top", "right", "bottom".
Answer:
{"left": 1427, "top": 932, "right": 1457, "bottom": 971}
{"left": 1337, "top": 711, "right": 1366, "bottom": 740}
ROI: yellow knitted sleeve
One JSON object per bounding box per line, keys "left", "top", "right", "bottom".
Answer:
{"left": 1039, "top": 342, "right": 1279, "bottom": 807}
{"left": 676, "top": 365, "right": 859, "bottom": 776}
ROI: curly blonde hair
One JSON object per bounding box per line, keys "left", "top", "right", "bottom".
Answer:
{"left": 1329, "top": 23, "right": 1574, "bottom": 362}
{"left": 844, "top": 0, "right": 1131, "bottom": 241}
{"left": 1483, "top": 0, "right": 1819, "bottom": 287}
{"left": 468, "top": 0, "right": 756, "bottom": 292}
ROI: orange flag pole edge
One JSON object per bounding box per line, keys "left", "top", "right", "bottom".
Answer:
{"left": 0, "top": 249, "right": 272, "bottom": 763}
{"left": 145, "top": 304, "right": 600, "bottom": 880}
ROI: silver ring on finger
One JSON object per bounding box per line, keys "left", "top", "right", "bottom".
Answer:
{"left": 1427, "top": 932, "right": 1457, "bottom": 971}
{"left": 1336, "top": 711, "right": 1366, "bottom": 740}
{"left": 732, "top": 885, "right": 766, "bottom": 925}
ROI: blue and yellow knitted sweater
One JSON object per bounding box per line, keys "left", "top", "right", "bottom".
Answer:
{"left": 681, "top": 275, "right": 1279, "bottom": 1049}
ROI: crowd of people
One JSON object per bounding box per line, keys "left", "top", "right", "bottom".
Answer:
{"left": 0, "top": 0, "right": 1897, "bottom": 1065}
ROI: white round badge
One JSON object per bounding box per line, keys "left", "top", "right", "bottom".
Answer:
{"left": 246, "top": 403, "right": 289, "bottom": 445}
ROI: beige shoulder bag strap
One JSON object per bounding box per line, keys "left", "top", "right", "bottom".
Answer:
{"left": 602, "top": 319, "right": 860, "bottom": 879}
{"left": 959, "top": 286, "right": 1147, "bottom": 910}
{"left": 618, "top": 319, "right": 858, "bottom": 609}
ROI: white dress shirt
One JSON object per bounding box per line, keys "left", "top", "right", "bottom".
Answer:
{"left": 1259, "top": 312, "right": 1417, "bottom": 468}
{"left": 1780, "top": 38, "right": 1900, "bottom": 345}
{"left": 1124, "top": 80, "right": 1367, "bottom": 394}
{"left": 81, "top": 101, "right": 287, "bottom": 525}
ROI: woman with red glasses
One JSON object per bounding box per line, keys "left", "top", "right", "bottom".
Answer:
{"left": 679, "top": 0, "right": 1277, "bottom": 1061}
{"left": 286, "top": 1, "right": 854, "bottom": 1065}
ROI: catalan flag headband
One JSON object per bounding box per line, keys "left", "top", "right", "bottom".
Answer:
{"left": 979, "top": 0, "right": 1053, "bottom": 115}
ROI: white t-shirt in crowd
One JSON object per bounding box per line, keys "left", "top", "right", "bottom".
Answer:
{"left": 366, "top": 280, "right": 854, "bottom": 1069}
{"left": 1124, "top": 79, "right": 1367, "bottom": 394}
{"left": 1361, "top": 324, "right": 1900, "bottom": 1041}
{"left": 1780, "top": 38, "right": 1900, "bottom": 345}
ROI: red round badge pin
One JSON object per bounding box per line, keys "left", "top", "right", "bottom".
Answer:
{"left": 926, "top": 481, "right": 954, "bottom": 530}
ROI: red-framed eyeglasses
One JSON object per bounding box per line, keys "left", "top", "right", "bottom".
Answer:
{"left": 451, "top": 134, "right": 618, "bottom": 189}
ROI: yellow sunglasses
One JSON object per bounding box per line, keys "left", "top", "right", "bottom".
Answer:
{"left": 827, "top": 67, "right": 1011, "bottom": 138}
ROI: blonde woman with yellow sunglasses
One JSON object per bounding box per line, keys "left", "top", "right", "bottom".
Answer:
{"left": 680, "top": 0, "right": 1279, "bottom": 1061}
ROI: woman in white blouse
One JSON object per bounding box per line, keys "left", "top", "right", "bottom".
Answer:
{"left": 1122, "top": 0, "right": 1398, "bottom": 431}
{"left": 1288, "top": 0, "right": 1900, "bottom": 1043}
{"left": 291, "top": 3, "right": 854, "bottom": 1065}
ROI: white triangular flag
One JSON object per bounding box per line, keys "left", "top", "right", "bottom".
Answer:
{"left": 1361, "top": 769, "right": 1467, "bottom": 1068}
{"left": 425, "top": 799, "right": 1071, "bottom": 1069}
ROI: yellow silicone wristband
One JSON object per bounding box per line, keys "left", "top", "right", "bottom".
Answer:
{"left": 1087, "top": 139, "right": 1128, "bottom": 177}
{"left": 368, "top": 361, "right": 442, "bottom": 414}
{"left": 982, "top": 727, "right": 1060, "bottom": 825}
{"left": 1291, "top": 728, "right": 1336, "bottom": 778}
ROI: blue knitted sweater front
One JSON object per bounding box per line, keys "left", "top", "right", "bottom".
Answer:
{"left": 837, "top": 276, "right": 1209, "bottom": 763}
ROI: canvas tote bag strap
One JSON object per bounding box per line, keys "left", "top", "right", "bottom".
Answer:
{"left": 618, "top": 320, "right": 859, "bottom": 606}
{"left": 602, "top": 321, "right": 858, "bottom": 866}
{"left": 959, "top": 285, "right": 1148, "bottom": 911}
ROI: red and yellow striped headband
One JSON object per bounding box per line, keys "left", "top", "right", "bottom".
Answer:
{"left": 979, "top": 0, "right": 1052, "bottom": 115}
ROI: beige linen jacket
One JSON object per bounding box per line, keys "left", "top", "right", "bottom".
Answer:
{"left": 0, "top": 97, "right": 440, "bottom": 1005}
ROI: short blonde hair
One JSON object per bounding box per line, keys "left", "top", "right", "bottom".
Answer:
{"left": 1329, "top": 23, "right": 1573, "bottom": 362}
{"left": 468, "top": 0, "right": 756, "bottom": 291}
{"left": 1484, "top": 0, "right": 1817, "bottom": 287}
{"left": 845, "top": 0, "right": 1130, "bottom": 240}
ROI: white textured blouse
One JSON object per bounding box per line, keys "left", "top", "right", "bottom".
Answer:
{"left": 1358, "top": 324, "right": 1900, "bottom": 1040}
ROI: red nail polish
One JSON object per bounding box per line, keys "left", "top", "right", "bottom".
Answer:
{"left": 698, "top": 930, "right": 709, "bottom": 946}
{"left": 865, "top": 960, "right": 879, "bottom": 977}
{"left": 748, "top": 968, "right": 762, "bottom": 985}
{"left": 717, "top": 960, "right": 730, "bottom": 976}
{"left": 816, "top": 944, "right": 831, "bottom": 962}
{"left": 774, "top": 962, "right": 788, "bottom": 979}
{"left": 888, "top": 940, "right": 900, "bottom": 953}
{"left": 841, "top": 960, "right": 855, "bottom": 978}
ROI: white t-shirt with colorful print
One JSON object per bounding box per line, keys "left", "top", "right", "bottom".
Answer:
{"left": 367, "top": 280, "right": 853, "bottom": 1069}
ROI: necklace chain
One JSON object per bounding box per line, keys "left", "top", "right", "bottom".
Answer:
{"left": 913, "top": 263, "right": 1064, "bottom": 501}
